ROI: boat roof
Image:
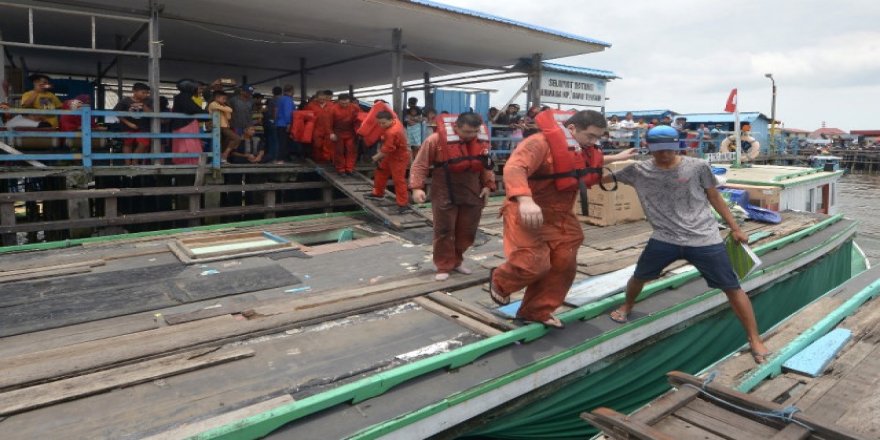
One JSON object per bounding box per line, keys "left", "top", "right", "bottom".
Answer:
{"left": 0, "top": 201, "right": 853, "bottom": 439}
{"left": 0, "top": 0, "right": 610, "bottom": 91}
{"left": 718, "top": 164, "right": 843, "bottom": 188}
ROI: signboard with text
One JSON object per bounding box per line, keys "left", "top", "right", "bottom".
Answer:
{"left": 539, "top": 70, "right": 606, "bottom": 107}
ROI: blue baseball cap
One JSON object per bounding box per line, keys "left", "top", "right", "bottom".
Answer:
{"left": 646, "top": 125, "right": 681, "bottom": 151}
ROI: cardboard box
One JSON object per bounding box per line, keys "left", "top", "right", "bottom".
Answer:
{"left": 574, "top": 160, "right": 645, "bottom": 226}
{"left": 720, "top": 183, "right": 781, "bottom": 211}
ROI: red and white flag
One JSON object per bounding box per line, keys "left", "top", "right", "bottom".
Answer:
{"left": 724, "top": 88, "right": 737, "bottom": 113}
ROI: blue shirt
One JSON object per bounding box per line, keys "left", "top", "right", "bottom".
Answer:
{"left": 275, "top": 95, "right": 294, "bottom": 128}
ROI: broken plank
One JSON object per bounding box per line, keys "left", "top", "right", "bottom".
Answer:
{"left": 631, "top": 386, "right": 700, "bottom": 424}
{"left": 413, "top": 297, "right": 501, "bottom": 337}
{"left": 0, "top": 347, "right": 254, "bottom": 416}
{"left": 426, "top": 292, "right": 517, "bottom": 331}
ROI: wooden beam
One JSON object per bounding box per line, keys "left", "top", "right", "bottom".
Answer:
{"left": 413, "top": 297, "right": 501, "bottom": 337}
{"left": 580, "top": 407, "right": 676, "bottom": 440}
{"left": 667, "top": 371, "right": 865, "bottom": 440}
{"left": 142, "top": 394, "right": 294, "bottom": 440}
{"left": 0, "top": 347, "right": 254, "bottom": 416}
{"left": 426, "top": 292, "right": 516, "bottom": 331}
{"left": 0, "top": 199, "right": 357, "bottom": 234}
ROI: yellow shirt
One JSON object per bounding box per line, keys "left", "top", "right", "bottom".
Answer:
{"left": 20, "top": 90, "right": 63, "bottom": 127}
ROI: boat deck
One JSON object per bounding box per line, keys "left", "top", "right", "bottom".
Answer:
{"left": 588, "top": 264, "right": 880, "bottom": 440}
{"left": 0, "top": 203, "right": 856, "bottom": 439}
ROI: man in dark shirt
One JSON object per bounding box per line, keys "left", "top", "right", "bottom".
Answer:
{"left": 229, "top": 85, "right": 255, "bottom": 134}
{"left": 229, "top": 125, "right": 266, "bottom": 164}
{"left": 113, "top": 82, "right": 153, "bottom": 165}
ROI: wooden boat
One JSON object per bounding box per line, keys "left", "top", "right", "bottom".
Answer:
{"left": 0, "top": 165, "right": 866, "bottom": 440}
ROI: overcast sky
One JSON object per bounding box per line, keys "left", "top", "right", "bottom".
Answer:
{"left": 438, "top": 0, "right": 879, "bottom": 131}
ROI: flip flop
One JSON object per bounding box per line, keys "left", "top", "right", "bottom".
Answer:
{"left": 488, "top": 268, "right": 510, "bottom": 306}
{"left": 609, "top": 309, "right": 630, "bottom": 324}
{"left": 519, "top": 316, "right": 565, "bottom": 329}
{"left": 751, "top": 349, "right": 773, "bottom": 364}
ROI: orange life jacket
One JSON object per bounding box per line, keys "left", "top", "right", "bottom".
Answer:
{"left": 356, "top": 101, "right": 396, "bottom": 146}
{"left": 291, "top": 111, "right": 315, "bottom": 143}
{"left": 530, "top": 110, "right": 613, "bottom": 216}
{"left": 434, "top": 114, "right": 492, "bottom": 173}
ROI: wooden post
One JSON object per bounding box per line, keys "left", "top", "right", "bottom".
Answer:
{"left": 264, "top": 190, "right": 276, "bottom": 219}
{"left": 391, "top": 28, "right": 403, "bottom": 115}
{"left": 104, "top": 197, "right": 118, "bottom": 219}
{"left": 188, "top": 194, "right": 201, "bottom": 227}
{"left": 1, "top": 202, "right": 16, "bottom": 246}
{"left": 322, "top": 185, "right": 333, "bottom": 214}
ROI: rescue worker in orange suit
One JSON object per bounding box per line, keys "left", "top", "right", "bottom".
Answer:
{"left": 305, "top": 90, "right": 336, "bottom": 163}
{"left": 489, "top": 110, "right": 637, "bottom": 328}
{"left": 410, "top": 113, "right": 497, "bottom": 281}
{"left": 331, "top": 94, "right": 361, "bottom": 175}
{"left": 366, "top": 111, "right": 411, "bottom": 213}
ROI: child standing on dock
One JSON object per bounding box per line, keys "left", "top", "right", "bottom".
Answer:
{"left": 208, "top": 90, "right": 240, "bottom": 163}
{"left": 608, "top": 125, "right": 771, "bottom": 363}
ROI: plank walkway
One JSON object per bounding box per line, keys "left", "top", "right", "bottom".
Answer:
{"left": 309, "top": 160, "right": 431, "bottom": 230}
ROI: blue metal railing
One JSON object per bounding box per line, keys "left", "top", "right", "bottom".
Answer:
{"left": 0, "top": 107, "right": 221, "bottom": 170}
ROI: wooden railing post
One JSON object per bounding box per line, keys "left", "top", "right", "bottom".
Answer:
{"left": 1, "top": 202, "right": 17, "bottom": 246}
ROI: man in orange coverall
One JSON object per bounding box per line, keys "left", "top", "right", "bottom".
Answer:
{"left": 305, "top": 90, "right": 336, "bottom": 162}
{"left": 331, "top": 94, "right": 361, "bottom": 175}
{"left": 410, "top": 113, "right": 496, "bottom": 281}
{"left": 490, "top": 110, "right": 636, "bottom": 328}
{"left": 366, "top": 111, "right": 410, "bottom": 213}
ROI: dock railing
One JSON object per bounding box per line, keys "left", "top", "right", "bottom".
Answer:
{"left": 0, "top": 107, "right": 221, "bottom": 170}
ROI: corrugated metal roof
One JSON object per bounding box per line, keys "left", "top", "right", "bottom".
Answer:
{"left": 605, "top": 110, "right": 678, "bottom": 118}
{"left": 677, "top": 112, "right": 770, "bottom": 123}
{"left": 541, "top": 62, "right": 618, "bottom": 79}
{"left": 409, "top": 0, "right": 612, "bottom": 47}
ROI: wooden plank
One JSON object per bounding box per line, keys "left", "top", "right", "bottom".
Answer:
{"left": 413, "top": 297, "right": 501, "bottom": 337}
{"left": 676, "top": 398, "right": 779, "bottom": 439}
{"left": 0, "top": 259, "right": 105, "bottom": 277}
{"left": 751, "top": 375, "right": 803, "bottom": 404}
{"left": 770, "top": 424, "right": 812, "bottom": 440}
{"left": 426, "top": 292, "right": 517, "bottom": 331}
{"left": 0, "top": 265, "right": 93, "bottom": 283}
{"left": 632, "top": 387, "right": 700, "bottom": 424}
{"left": 0, "top": 141, "right": 47, "bottom": 168}
{"left": 141, "top": 394, "right": 294, "bottom": 440}
{"left": 0, "top": 271, "right": 487, "bottom": 389}
{"left": 0, "top": 182, "right": 332, "bottom": 202}
{"left": 580, "top": 407, "right": 676, "bottom": 440}
{"left": 667, "top": 371, "right": 865, "bottom": 440}
{"left": 654, "top": 415, "right": 727, "bottom": 440}
{"left": 0, "top": 199, "right": 358, "bottom": 234}
{"left": 163, "top": 304, "right": 247, "bottom": 326}
{"left": 0, "top": 347, "right": 254, "bottom": 416}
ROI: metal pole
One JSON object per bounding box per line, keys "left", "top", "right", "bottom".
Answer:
{"left": 148, "top": 0, "right": 161, "bottom": 157}
{"left": 528, "top": 53, "right": 542, "bottom": 109}
{"left": 765, "top": 73, "right": 776, "bottom": 153}
{"left": 391, "top": 28, "right": 403, "bottom": 115}
{"left": 299, "top": 57, "right": 306, "bottom": 107}
{"left": 770, "top": 81, "right": 777, "bottom": 152}
{"left": 423, "top": 71, "right": 432, "bottom": 110}
{"left": 115, "top": 34, "right": 124, "bottom": 99}
{"left": 0, "top": 28, "right": 6, "bottom": 105}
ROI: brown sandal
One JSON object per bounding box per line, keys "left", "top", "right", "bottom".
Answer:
{"left": 488, "top": 268, "right": 510, "bottom": 306}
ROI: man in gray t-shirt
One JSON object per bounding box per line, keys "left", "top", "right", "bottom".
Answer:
{"left": 606, "top": 125, "right": 770, "bottom": 364}
{"left": 615, "top": 154, "right": 721, "bottom": 247}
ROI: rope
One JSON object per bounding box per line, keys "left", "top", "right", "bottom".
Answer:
{"left": 682, "top": 372, "right": 813, "bottom": 431}
{"left": 403, "top": 49, "right": 458, "bottom": 75}
{"left": 180, "top": 21, "right": 311, "bottom": 45}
